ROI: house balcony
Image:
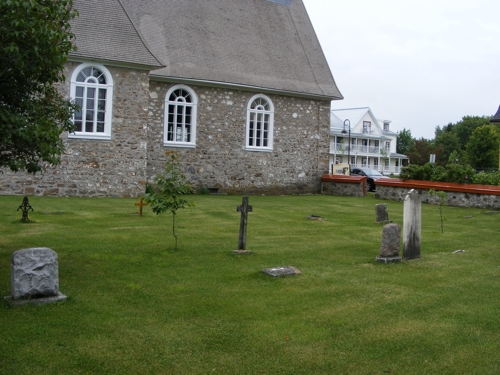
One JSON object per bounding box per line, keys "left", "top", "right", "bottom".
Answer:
{"left": 333, "top": 143, "right": 383, "bottom": 155}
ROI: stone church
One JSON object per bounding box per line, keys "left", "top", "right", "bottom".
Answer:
{"left": 1, "top": 0, "right": 343, "bottom": 197}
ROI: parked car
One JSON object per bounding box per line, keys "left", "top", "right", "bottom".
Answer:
{"left": 350, "top": 168, "right": 384, "bottom": 192}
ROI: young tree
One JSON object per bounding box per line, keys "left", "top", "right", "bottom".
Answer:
{"left": 144, "top": 152, "right": 195, "bottom": 251}
{"left": 0, "top": 0, "right": 78, "bottom": 173}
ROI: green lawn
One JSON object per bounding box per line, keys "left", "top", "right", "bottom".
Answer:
{"left": 0, "top": 194, "right": 499, "bottom": 374}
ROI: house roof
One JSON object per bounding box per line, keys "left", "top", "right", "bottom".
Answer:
{"left": 71, "top": 0, "right": 343, "bottom": 100}
{"left": 331, "top": 107, "right": 373, "bottom": 129}
{"left": 69, "top": 0, "right": 163, "bottom": 69}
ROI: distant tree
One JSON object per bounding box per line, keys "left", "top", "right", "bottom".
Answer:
{"left": 434, "top": 131, "right": 460, "bottom": 165}
{"left": 407, "top": 138, "right": 443, "bottom": 166}
{"left": 454, "top": 116, "right": 490, "bottom": 150}
{"left": 465, "top": 125, "right": 499, "bottom": 170}
{"left": 0, "top": 0, "right": 78, "bottom": 173}
{"left": 396, "top": 128, "right": 414, "bottom": 155}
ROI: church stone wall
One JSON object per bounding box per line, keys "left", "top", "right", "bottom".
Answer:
{"left": 147, "top": 83, "right": 331, "bottom": 195}
{"left": 0, "top": 63, "right": 151, "bottom": 197}
{"left": 0, "top": 67, "right": 331, "bottom": 197}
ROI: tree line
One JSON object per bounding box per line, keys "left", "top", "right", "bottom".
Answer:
{"left": 397, "top": 116, "right": 500, "bottom": 171}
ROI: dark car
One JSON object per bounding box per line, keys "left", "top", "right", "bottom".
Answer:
{"left": 350, "top": 167, "right": 384, "bottom": 192}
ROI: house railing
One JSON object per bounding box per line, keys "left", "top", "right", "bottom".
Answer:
{"left": 333, "top": 143, "right": 381, "bottom": 154}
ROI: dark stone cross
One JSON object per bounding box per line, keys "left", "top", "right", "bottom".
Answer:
{"left": 236, "top": 197, "right": 253, "bottom": 250}
{"left": 134, "top": 197, "right": 148, "bottom": 216}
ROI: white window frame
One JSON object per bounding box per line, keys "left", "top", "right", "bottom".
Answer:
{"left": 363, "top": 121, "right": 371, "bottom": 134}
{"left": 246, "top": 94, "right": 274, "bottom": 152}
{"left": 69, "top": 63, "right": 113, "bottom": 140}
{"left": 164, "top": 85, "right": 198, "bottom": 148}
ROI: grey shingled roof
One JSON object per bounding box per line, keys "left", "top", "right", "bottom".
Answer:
{"left": 117, "top": 0, "right": 343, "bottom": 99}
{"left": 69, "top": 0, "right": 163, "bottom": 69}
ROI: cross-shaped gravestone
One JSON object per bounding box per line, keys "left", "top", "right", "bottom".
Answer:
{"left": 236, "top": 196, "right": 252, "bottom": 251}
{"left": 17, "top": 196, "right": 33, "bottom": 222}
{"left": 134, "top": 197, "right": 148, "bottom": 216}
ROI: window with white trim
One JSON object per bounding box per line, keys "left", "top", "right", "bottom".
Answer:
{"left": 69, "top": 63, "right": 113, "bottom": 140}
{"left": 363, "top": 121, "right": 371, "bottom": 134}
{"left": 164, "top": 85, "right": 197, "bottom": 147}
{"left": 246, "top": 94, "right": 274, "bottom": 151}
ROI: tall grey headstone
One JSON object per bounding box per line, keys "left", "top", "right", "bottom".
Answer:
{"left": 376, "top": 223, "right": 402, "bottom": 263}
{"left": 403, "top": 189, "right": 421, "bottom": 260}
{"left": 5, "top": 247, "right": 67, "bottom": 305}
{"left": 375, "top": 204, "right": 390, "bottom": 223}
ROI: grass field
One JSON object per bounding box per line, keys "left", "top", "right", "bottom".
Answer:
{"left": 0, "top": 194, "right": 499, "bottom": 374}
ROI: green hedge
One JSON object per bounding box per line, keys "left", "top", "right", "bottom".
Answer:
{"left": 400, "top": 162, "right": 499, "bottom": 185}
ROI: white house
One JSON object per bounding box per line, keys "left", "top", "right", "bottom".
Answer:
{"left": 330, "top": 107, "right": 408, "bottom": 175}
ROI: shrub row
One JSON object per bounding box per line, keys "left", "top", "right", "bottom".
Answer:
{"left": 400, "top": 163, "right": 500, "bottom": 185}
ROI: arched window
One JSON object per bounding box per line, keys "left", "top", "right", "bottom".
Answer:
{"left": 246, "top": 94, "right": 274, "bottom": 151}
{"left": 69, "top": 63, "right": 113, "bottom": 140}
{"left": 164, "top": 85, "right": 197, "bottom": 147}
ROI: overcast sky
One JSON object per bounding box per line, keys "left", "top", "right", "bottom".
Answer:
{"left": 303, "top": 0, "right": 500, "bottom": 139}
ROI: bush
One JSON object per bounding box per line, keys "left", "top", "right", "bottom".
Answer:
{"left": 472, "top": 171, "right": 500, "bottom": 185}
{"left": 400, "top": 163, "right": 496, "bottom": 185}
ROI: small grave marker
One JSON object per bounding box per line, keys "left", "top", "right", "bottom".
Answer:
{"left": 232, "top": 197, "right": 253, "bottom": 254}
{"left": 17, "top": 196, "right": 33, "bottom": 222}
{"left": 375, "top": 204, "right": 391, "bottom": 224}
{"left": 261, "top": 266, "right": 302, "bottom": 277}
{"left": 134, "top": 197, "right": 148, "bottom": 216}
{"left": 376, "top": 223, "right": 402, "bottom": 263}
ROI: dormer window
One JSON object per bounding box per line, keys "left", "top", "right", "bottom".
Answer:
{"left": 384, "top": 122, "right": 389, "bottom": 131}
{"left": 363, "top": 121, "right": 371, "bottom": 134}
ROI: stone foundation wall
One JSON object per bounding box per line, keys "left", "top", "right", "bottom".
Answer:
{"left": 321, "top": 181, "right": 365, "bottom": 197}
{"left": 0, "top": 63, "right": 152, "bottom": 197}
{"left": 375, "top": 185, "right": 500, "bottom": 210}
{"left": 147, "top": 83, "right": 331, "bottom": 195}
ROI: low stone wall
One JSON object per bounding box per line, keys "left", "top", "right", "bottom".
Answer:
{"left": 375, "top": 178, "right": 500, "bottom": 209}
{"left": 321, "top": 175, "right": 367, "bottom": 197}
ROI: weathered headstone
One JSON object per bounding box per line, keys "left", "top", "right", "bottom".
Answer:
{"left": 403, "top": 189, "right": 421, "bottom": 260}
{"left": 261, "top": 266, "right": 302, "bottom": 277}
{"left": 4, "top": 247, "right": 67, "bottom": 305}
{"left": 376, "top": 223, "right": 402, "bottom": 263}
{"left": 375, "top": 204, "right": 391, "bottom": 224}
{"left": 231, "top": 197, "right": 253, "bottom": 254}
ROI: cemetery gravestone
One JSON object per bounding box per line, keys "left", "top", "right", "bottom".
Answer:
{"left": 17, "top": 196, "right": 33, "bottom": 222}
{"left": 375, "top": 204, "right": 391, "bottom": 224}
{"left": 5, "top": 247, "right": 67, "bottom": 305}
{"left": 261, "top": 266, "right": 302, "bottom": 277}
{"left": 134, "top": 197, "right": 148, "bottom": 216}
{"left": 232, "top": 197, "right": 253, "bottom": 254}
{"left": 376, "top": 223, "right": 402, "bottom": 263}
{"left": 403, "top": 189, "right": 421, "bottom": 260}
